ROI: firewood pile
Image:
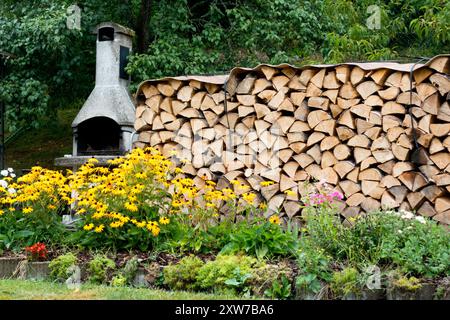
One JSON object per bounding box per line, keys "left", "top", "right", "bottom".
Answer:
{"left": 134, "top": 55, "right": 450, "bottom": 225}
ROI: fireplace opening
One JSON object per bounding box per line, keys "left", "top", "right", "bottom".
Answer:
{"left": 77, "top": 117, "right": 122, "bottom": 155}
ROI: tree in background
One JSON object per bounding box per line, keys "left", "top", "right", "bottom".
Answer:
{"left": 0, "top": 0, "right": 449, "bottom": 131}
{"left": 0, "top": 0, "right": 135, "bottom": 131}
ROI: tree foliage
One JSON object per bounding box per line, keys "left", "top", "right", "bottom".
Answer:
{"left": 0, "top": 0, "right": 449, "bottom": 130}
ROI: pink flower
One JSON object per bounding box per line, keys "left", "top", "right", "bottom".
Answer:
{"left": 330, "top": 191, "right": 343, "bottom": 200}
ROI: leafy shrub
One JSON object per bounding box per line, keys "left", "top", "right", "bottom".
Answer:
{"left": 338, "top": 211, "right": 450, "bottom": 277}
{"left": 120, "top": 257, "right": 140, "bottom": 285}
{"left": 88, "top": 255, "right": 116, "bottom": 284}
{"left": 302, "top": 198, "right": 450, "bottom": 278}
{"left": 376, "top": 212, "right": 450, "bottom": 277}
{"left": 49, "top": 253, "right": 78, "bottom": 281}
{"left": 196, "top": 254, "right": 260, "bottom": 294}
{"left": 392, "top": 275, "right": 422, "bottom": 292}
{"left": 295, "top": 239, "right": 333, "bottom": 299}
{"left": 248, "top": 261, "right": 294, "bottom": 297}
{"left": 330, "top": 267, "right": 360, "bottom": 299}
{"left": 111, "top": 274, "right": 127, "bottom": 287}
{"left": 163, "top": 256, "right": 204, "bottom": 291}
{"left": 166, "top": 221, "right": 231, "bottom": 254}
{"left": 221, "top": 220, "right": 299, "bottom": 259}
{"left": 295, "top": 273, "right": 325, "bottom": 300}
{"left": 264, "top": 275, "right": 292, "bottom": 300}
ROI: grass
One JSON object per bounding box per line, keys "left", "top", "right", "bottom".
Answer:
{"left": 5, "top": 107, "right": 77, "bottom": 171}
{"left": 0, "top": 279, "right": 238, "bottom": 300}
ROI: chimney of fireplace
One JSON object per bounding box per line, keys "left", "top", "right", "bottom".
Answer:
{"left": 95, "top": 22, "right": 133, "bottom": 87}
{"left": 71, "top": 22, "right": 136, "bottom": 157}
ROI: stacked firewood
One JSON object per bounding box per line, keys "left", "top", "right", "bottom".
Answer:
{"left": 134, "top": 56, "right": 450, "bottom": 225}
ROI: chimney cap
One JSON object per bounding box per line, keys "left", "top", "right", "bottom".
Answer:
{"left": 94, "top": 22, "right": 135, "bottom": 37}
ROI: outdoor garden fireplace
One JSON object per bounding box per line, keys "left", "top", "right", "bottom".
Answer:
{"left": 56, "top": 22, "right": 136, "bottom": 166}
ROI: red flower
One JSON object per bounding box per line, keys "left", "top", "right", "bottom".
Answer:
{"left": 25, "top": 242, "right": 48, "bottom": 261}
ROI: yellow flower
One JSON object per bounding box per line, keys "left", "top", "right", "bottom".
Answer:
{"left": 242, "top": 192, "right": 256, "bottom": 204}
{"left": 110, "top": 221, "right": 123, "bottom": 228}
{"left": 174, "top": 168, "right": 184, "bottom": 174}
{"left": 135, "top": 172, "right": 147, "bottom": 179}
{"left": 124, "top": 201, "right": 138, "bottom": 212}
{"left": 151, "top": 226, "right": 160, "bottom": 236}
{"left": 146, "top": 221, "right": 160, "bottom": 236}
{"left": 135, "top": 221, "right": 147, "bottom": 228}
{"left": 47, "top": 204, "right": 57, "bottom": 210}
{"left": 171, "top": 200, "right": 183, "bottom": 208}
{"left": 238, "top": 184, "right": 250, "bottom": 191}
{"left": 259, "top": 202, "right": 267, "bottom": 210}
{"left": 94, "top": 224, "right": 105, "bottom": 233}
{"left": 0, "top": 209, "right": 3, "bottom": 216}
{"left": 159, "top": 217, "right": 170, "bottom": 225}
{"left": 230, "top": 180, "right": 240, "bottom": 185}
{"left": 269, "top": 215, "right": 281, "bottom": 225}
{"left": 284, "top": 189, "right": 296, "bottom": 196}
{"left": 8, "top": 207, "right": 15, "bottom": 212}
{"left": 92, "top": 212, "right": 105, "bottom": 219}
{"left": 206, "top": 180, "right": 216, "bottom": 187}
{"left": 83, "top": 223, "right": 94, "bottom": 231}
{"left": 23, "top": 207, "right": 33, "bottom": 214}
{"left": 127, "top": 195, "right": 137, "bottom": 202}
{"left": 260, "top": 181, "right": 274, "bottom": 187}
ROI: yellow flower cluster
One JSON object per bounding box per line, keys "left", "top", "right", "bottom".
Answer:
{"left": 0, "top": 167, "right": 68, "bottom": 215}
{"left": 0, "top": 147, "right": 277, "bottom": 241}
{"left": 67, "top": 147, "right": 176, "bottom": 236}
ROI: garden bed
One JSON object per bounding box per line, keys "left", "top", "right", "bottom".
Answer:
{"left": 0, "top": 250, "right": 448, "bottom": 300}
{"left": 0, "top": 149, "right": 449, "bottom": 300}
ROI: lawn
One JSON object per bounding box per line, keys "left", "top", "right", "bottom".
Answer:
{"left": 0, "top": 279, "right": 237, "bottom": 300}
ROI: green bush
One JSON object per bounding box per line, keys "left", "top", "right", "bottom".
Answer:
{"left": 249, "top": 261, "right": 294, "bottom": 297}
{"left": 0, "top": 210, "right": 67, "bottom": 251}
{"left": 165, "top": 222, "right": 231, "bottom": 254}
{"left": 392, "top": 275, "right": 422, "bottom": 292}
{"left": 111, "top": 274, "right": 127, "bottom": 287}
{"left": 119, "top": 256, "right": 140, "bottom": 285}
{"left": 221, "top": 220, "right": 299, "bottom": 259}
{"left": 264, "top": 275, "right": 292, "bottom": 300}
{"left": 196, "top": 254, "right": 260, "bottom": 294}
{"left": 88, "top": 255, "right": 116, "bottom": 284}
{"left": 49, "top": 253, "right": 78, "bottom": 281}
{"left": 295, "top": 239, "right": 333, "bottom": 299}
{"left": 302, "top": 206, "right": 450, "bottom": 278}
{"left": 330, "top": 267, "right": 360, "bottom": 299}
{"left": 163, "top": 256, "right": 204, "bottom": 291}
